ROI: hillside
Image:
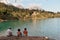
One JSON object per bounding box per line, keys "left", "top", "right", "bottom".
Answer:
{"left": 0, "top": 2, "right": 60, "bottom": 21}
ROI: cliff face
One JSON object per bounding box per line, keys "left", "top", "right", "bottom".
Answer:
{"left": 0, "top": 3, "right": 60, "bottom": 20}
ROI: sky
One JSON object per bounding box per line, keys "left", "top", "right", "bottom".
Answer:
{"left": 0, "top": 0, "right": 60, "bottom": 12}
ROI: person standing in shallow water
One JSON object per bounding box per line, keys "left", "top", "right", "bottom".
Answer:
{"left": 17, "top": 29, "right": 22, "bottom": 37}
{"left": 7, "top": 28, "right": 13, "bottom": 37}
{"left": 23, "top": 28, "right": 28, "bottom": 36}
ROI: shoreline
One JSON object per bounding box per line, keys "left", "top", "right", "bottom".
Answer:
{"left": 0, "top": 36, "right": 55, "bottom": 40}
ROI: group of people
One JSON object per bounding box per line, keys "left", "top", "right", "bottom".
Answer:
{"left": 7, "top": 28, "right": 28, "bottom": 37}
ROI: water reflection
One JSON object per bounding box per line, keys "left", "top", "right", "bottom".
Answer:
{"left": 32, "top": 19, "right": 37, "bottom": 27}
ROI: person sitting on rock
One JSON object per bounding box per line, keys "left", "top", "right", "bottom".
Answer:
{"left": 23, "top": 28, "right": 28, "bottom": 36}
{"left": 7, "top": 28, "right": 13, "bottom": 37}
{"left": 17, "top": 29, "right": 22, "bottom": 37}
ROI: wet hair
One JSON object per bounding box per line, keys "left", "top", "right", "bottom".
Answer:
{"left": 24, "top": 28, "right": 27, "bottom": 30}
{"left": 9, "top": 28, "right": 11, "bottom": 29}
{"left": 18, "top": 29, "right": 20, "bottom": 31}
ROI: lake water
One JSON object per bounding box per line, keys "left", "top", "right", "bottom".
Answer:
{"left": 0, "top": 18, "right": 60, "bottom": 40}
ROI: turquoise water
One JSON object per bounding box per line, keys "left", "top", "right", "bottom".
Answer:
{"left": 0, "top": 18, "right": 60, "bottom": 40}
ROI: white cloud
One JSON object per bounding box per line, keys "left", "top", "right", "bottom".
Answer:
{"left": 13, "top": 3, "right": 24, "bottom": 8}
{"left": 27, "top": 3, "right": 42, "bottom": 10}
{"left": 15, "top": 5, "right": 24, "bottom": 8}
{"left": 0, "top": 0, "right": 8, "bottom": 4}
{"left": 0, "top": 0, "right": 42, "bottom": 9}
{"left": 12, "top": 0, "right": 21, "bottom": 3}
{"left": 0, "top": 0, "right": 22, "bottom": 4}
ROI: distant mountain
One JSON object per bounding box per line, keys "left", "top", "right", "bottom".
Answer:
{"left": 0, "top": 2, "right": 34, "bottom": 20}
{"left": 0, "top": 2, "right": 20, "bottom": 11}
{"left": 0, "top": 2, "right": 20, "bottom": 20}
{"left": 0, "top": 2, "right": 60, "bottom": 21}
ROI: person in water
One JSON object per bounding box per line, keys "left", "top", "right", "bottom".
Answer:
{"left": 23, "top": 28, "right": 28, "bottom": 36}
{"left": 7, "top": 28, "right": 13, "bottom": 36}
{"left": 17, "top": 29, "right": 22, "bottom": 37}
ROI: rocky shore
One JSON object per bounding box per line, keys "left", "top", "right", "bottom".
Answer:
{"left": 0, "top": 19, "right": 7, "bottom": 22}
{"left": 0, "top": 36, "right": 55, "bottom": 40}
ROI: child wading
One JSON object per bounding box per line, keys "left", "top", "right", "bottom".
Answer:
{"left": 17, "top": 29, "right": 22, "bottom": 37}
{"left": 23, "top": 28, "right": 28, "bottom": 36}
